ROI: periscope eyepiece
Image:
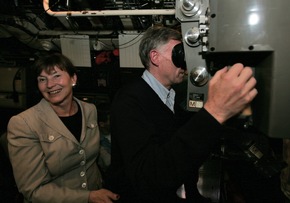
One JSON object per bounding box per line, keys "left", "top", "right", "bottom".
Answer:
{"left": 172, "top": 43, "right": 187, "bottom": 70}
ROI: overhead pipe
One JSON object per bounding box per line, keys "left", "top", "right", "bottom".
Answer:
{"left": 43, "top": 0, "right": 176, "bottom": 17}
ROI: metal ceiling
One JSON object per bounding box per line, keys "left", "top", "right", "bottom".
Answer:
{"left": 0, "top": 0, "right": 179, "bottom": 58}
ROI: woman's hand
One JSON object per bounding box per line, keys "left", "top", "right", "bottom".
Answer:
{"left": 89, "top": 189, "right": 120, "bottom": 203}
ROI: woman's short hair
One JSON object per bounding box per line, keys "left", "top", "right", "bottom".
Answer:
{"left": 33, "top": 52, "right": 76, "bottom": 77}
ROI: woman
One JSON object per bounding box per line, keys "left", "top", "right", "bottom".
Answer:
{"left": 7, "top": 52, "right": 119, "bottom": 203}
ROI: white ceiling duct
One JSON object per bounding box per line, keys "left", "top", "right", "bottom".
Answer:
{"left": 43, "top": 0, "right": 176, "bottom": 17}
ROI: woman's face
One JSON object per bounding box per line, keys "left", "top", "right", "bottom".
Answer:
{"left": 37, "top": 66, "right": 77, "bottom": 106}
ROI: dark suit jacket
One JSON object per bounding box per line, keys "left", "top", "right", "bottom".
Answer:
{"left": 105, "top": 77, "right": 223, "bottom": 203}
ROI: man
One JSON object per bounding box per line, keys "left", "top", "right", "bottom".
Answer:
{"left": 104, "top": 26, "right": 257, "bottom": 203}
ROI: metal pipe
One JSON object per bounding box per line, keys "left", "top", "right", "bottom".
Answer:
{"left": 43, "top": 0, "right": 176, "bottom": 17}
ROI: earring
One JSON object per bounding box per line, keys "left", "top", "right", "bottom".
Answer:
{"left": 72, "top": 83, "right": 76, "bottom": 87}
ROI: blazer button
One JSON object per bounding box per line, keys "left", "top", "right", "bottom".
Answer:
{"left": 79, "top": 149, "right": 84, "bottom": 155}
{"left": 81, "top": 183, "right": 87, "bottom": 188}
{"left": 48, "top": 135, "right": 54, "bottom": 141}
{"left": 80, "top": 171, "right": 86, "bottom": 177}
{"left": 80, "top": 161, "right": 85, "bottom": 166}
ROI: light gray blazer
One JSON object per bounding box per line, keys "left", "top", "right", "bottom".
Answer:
{"left": 7, "top": 98, "right": 102, "bottom": 203}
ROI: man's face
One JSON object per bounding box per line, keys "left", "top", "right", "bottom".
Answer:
{"left": 154, "top": 40, "right": 187, "bottom": 89}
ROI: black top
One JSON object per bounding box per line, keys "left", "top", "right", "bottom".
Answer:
{"left": 59, "top": 103, "right": 82, "bottom": 142}
{"left": 104, "top": 77, "right": 223, "bottom": 203}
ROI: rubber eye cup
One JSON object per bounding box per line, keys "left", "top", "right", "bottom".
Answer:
{"left": 172, "top": 43, "right": 187, "bottom": 70}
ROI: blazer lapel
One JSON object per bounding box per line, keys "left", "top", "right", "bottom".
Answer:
{"left": 35, "top": 98, "right": 80, "bottom": 144}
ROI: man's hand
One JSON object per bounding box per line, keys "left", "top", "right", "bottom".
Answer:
{"left": 204, "top": 63, "right": 258, "bottom": 124}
